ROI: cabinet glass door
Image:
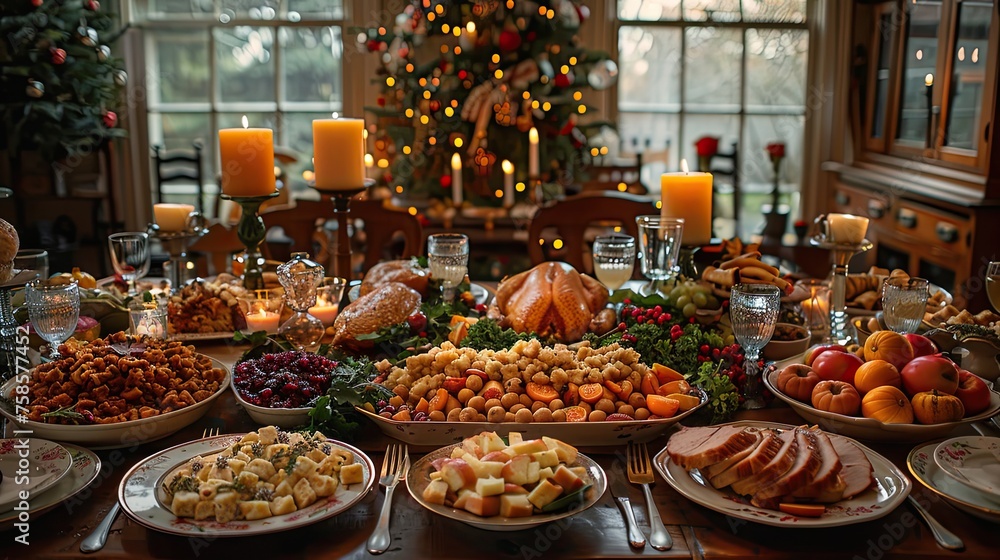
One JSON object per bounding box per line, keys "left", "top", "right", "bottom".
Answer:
{"left": 895, "top": 1, "right": 942, "bottom": 146}
{"left": 943, "top": 1, "right": 992, "bottom": 151}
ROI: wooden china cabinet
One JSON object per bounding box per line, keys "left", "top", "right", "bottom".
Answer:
{"left": 827, "top": 0, "right": 1000, "bottom": 311}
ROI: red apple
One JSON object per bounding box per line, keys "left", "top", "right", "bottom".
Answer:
{"left": 904, "top": 334, "right": 938, "bottom": 359}
{"left": 804, "top": 344, "right": 848, "bottom": 366}
{"left": 954, "top": 369, "right": 993, "bottom": 415}
{"left": 812, "top": 350, "right": 865, "bottom": 385}
{"left": 899, "top": 355, "right": 960, "bottom": 396}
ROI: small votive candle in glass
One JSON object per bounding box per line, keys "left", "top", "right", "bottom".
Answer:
{"left": 129, "top": 300, "right": 167, "bottom": 339}
{"left": 308, "top": 277, "right": 346, "bottom": 327}
{"left": 243, "top": 289, "right": 282, "bottom": 332}
{"left": 827, "top": 213, "right": 870, "bottom": 245}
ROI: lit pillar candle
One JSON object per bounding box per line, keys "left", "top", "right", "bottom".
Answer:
{"left": 219, "top": 116, "right": 276, "bottom": 197}
{"left": 153, "top": 203, "right": 195, "bottom": 232}
{"left": 308, "top": 299, "right": 339, "bottom": 326}
{"left": 313, "top": 117, "right": 366, "bottom": 191}
{"left": 827, "top": 213, "right": 869, "bottom": 244}
{"left": 502, "top": 160, "right": 514, "bottom": 207}
{"left": 245, "top": 308, "right": 280, "bottom": 332}
{"left": 660, "top": 159, "right": 713, "bottom": 246}
{"left": 528, "top": 127, "right": 539, "bottom": 177}
{"left": 451, "top": 153, "right": 463, "bottom": 205}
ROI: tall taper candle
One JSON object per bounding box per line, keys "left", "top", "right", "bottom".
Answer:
{"left": 502, "top": 160, "right": 514, "bottom": 207}
{"left": 451, "top": 153, "right": 463, "bottom": 205}
{"left": 528, "top": 127, "right": 539, "bottom": 177}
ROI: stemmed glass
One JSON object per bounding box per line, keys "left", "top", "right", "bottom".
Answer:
{"left": 635, "top": 216, "right": 684, "bottom": 295}
{"left": 882, "top": 277, "right": 928, "bottom": 334}
{"left": 592, "top": 235, "right": 636, "bottom": 293}
{"left": 987, "top": 262, "right": 1000, "bottom": 312}
{"left": 25, "top": 279, "right": 80, "bottom": 357}
{"left": 427, "top": 233, "right": 469, "bottom": 303}
{"left": 108, "top": 232, "right": 151, "bottom": 296}
{"left": 730, "top": 283, "right": 782, "bottom": 410}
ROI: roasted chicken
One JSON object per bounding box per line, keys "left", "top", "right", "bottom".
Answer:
{"left": 494, "top": 262, "right": 608, "bottom": 341}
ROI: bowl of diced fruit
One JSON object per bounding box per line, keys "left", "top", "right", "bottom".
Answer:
{"left": 231, "top": 351, "right": 335, "bottom": 428}
{"left": 407, "top": 430, "right": 606, "bottom": 531}
{"left": 763, "top": 323, "right": 811, "bottom": 362}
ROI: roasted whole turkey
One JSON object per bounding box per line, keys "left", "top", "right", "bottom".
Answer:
{"left": 494, "top": 262, "right": 609, "bottom": 341}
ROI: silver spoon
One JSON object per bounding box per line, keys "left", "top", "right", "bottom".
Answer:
{"left": 80, "top": 502, "right": 120, "bottom": 553}
{"left": 889, "top": 476, "right": 964, "bottom": 552}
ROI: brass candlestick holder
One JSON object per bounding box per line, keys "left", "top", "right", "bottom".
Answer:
{"left": 222, "top": 192, "right": 279, "bottom": 291}
{"left": 810, "top": 235, "right": 873, "bottom": 345}
{"left": 147, "top": 213, "right": 207, "bottom": 289}
{"left": 315, "top": 179, "right": 375, "bottom": 312}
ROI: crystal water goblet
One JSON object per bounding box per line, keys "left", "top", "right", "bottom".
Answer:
{"left": 25, "top": 279, "right": 80, "bottom": 357}
{"left": 108, "top": 232, "right": 151, "bottom": 296}
{"left": 427, "top": 233, "right": 469, "bottom": 303}
{"left": 882, "top": 277, "right": 928, "bottom": 334}
{"left": 592, "top": 234, "right": 636, "bottom": 293}
{"left": 730, "top": 283, "right": 782, "bottom": 410}
{"left": 635, "top": 216, "right": 684, "bottom": 295}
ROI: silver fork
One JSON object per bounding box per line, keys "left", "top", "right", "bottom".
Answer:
{"left": 367, "top": 443, "right": 409, "bottom": 555}
{"left": 627, "top": 441, "right": 673, "bottom": 550}
{"left": 80, "top": 427, "right": 221, "bottom": 553}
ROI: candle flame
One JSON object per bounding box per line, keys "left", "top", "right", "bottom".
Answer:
{"left": 451, "top": 152, "right": 462, "bottom": 169}
{"left": 502, "top": 159, "right": 513, "bottom": 174}
{"left": 257, "top": 308, "right": 267, "bottom": 318}
{"left": 681, "top": 159, "right": 690, "bottom": 173}
{"left": 241, "top": 115, "right": 249, "bottom": 129}
{"left": 364, "top": 153, "right": 374, "bottom": 167}
{"left": 529, "top": 127, "right": 538, "bottom": 144}
{"left": 924, "top": 73, "right": 934, "bottom": 87}
{"left": 332, "top": 111, "right": 339, "bottom": 119}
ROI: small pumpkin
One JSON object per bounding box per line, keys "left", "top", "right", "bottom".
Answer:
{"left": 862, "top": 386, "right": 914, "bottom": 424}
{"left": 911, "top": 390, "right": 965, "bottom": 424}
{"left": 776, "top": 364, "right": 821, "bottom": 402}
{"left": 863, "top": 330, "right": 914, "bottom": 370}
{"left": 811, "top": 380, "right": 861, "bottom": 416}
{"left": 853, "top": 359, "right": 901, "bottom": 395}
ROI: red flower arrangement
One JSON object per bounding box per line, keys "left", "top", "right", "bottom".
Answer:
{"left": 694, "top": 136, "right": 720, "bottom": 158}
{"left": 765, "top": 142, "right": 786, "bottom": 162}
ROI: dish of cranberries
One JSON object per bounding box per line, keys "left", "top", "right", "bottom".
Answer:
{"left": 233, "top": 352, "right": 335, "bottom": 409}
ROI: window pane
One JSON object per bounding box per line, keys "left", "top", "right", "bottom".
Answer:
{"left": 871, "top": 11, "right": 898, "bottom": 139}
{"left": 150, "top": 30, "right": 209, "bottom": 104}
{"left": 218, "top": 112, "right": 277, "bottom": 131}
{"left": 681, "top": 113, "right": 739, "bottom": 167}
{"left": 136, "top": 0, "right": 213, "bottom": 19}
{"left": 944, "top": 1, "right": 991, "bottom": 151}
{"left": 280, "top": 26, "right": 343, "bottom": 104}
{"left": 279, "top": 112, "right": 329, "bottom": 195}
{"left": 151, "top": 113, "right": 212, "bottom": 156}
{"left": 220, "top": 0, "right": 280, "bottom": 21}
{"left": 743, "top": 0, "right": 807, "bottom": 23}
{"left": 618, "top": 0, "right": 681, "bottom": 21}
{"left": 617, "top": 112, "right": 680, "bottom": 190}
{"left": 684, "top": 27, "right": 742, "bottom": 111}
{"left": 745, "top": 28, "right": 808, "bottom": 112}
{"left": 741, "top": 114, "right": 804, "bottom": 188}
{"left": 684, "top": 0, "right": 741, "bottom": 22}
{"left": 287, "top": 0, "right": 345, "bottom": 20}
{"left": 618, "top": 26, "right": 682, "bottom": 111}
{"left": 896, "top": 1, "right": 941, "bottom": 145}
{"left": 215, "top": 26, "right": 276, "bottom": 102}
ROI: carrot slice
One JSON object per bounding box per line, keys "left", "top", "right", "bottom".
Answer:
{"left": 562, "top": 406, "right": 588, "bottom": 422}
{"left": 579, "top": 383, "right": 604, "bottom": 404}
{"left": 778, "top": 503, "right": 825, "bottom": 517}
{"left": 652, "top": 363, "right": 686, "bottom": 383}
{"left": 526, "top": 382, "right": 559, "bottom": 404}
{"left": 414, "top": 397, "right": 430, "bottom": 414}
{"left": 646, "top": 394, "right": 680, "bottom": 418}
{"left": 392, "top": 408, "right": 412, "bottom": 421}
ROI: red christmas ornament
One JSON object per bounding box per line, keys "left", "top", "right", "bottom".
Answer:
{"left": 499, "top": 30, "right": 522, "bottom": 52}
{"left": 366, "top": 39, "right": 380, "bottom": 52}
{"left": 376, "top": 95, "right": 386, "bottom": 107}
{"left": 102, "top": 110, "right": 117, "bottom": 128}
{"left": 439, "top": 175, "right": 452, "bottom": 189}
{"left": 429, "top": 100, "right": 441, "bottom": 113}
{"left": 87, "top": 0, "right": 100, "bottom": 10}
{"left": 554, "top": 72, "right": 573, "bottom": 88}
{"left": 458, "top": 70, "right": 468, "bottom": 80}
{"left": 576, "top": 5, "right": 590, "bottom": 22}
{"left": 50, "top": 48, "right": 66, "bottom": 64}
{"left": 398, "top": 46, "right": 409, "bottom": 58}
{"left": 31, "top": 0, "right": 43, "bottom": 6}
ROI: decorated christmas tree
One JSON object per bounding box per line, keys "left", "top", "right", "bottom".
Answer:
{"left": 0, "top": 0, "right": 126, "bottom": 162}
{"left": 359, "top": 0, "right": 616, "bottom": 207}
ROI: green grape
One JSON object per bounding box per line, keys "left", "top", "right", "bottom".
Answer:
{"left": 692, "top": 292, "right": 708, "bottom": 308}
{"left": 706, "top": 295, "right": 720, "bottom": 308}
{"left": 682, "top": 302, "right": 698, "bottom": 318}
{"left": 675, "top": 295, "right": 691, "bottom": 309}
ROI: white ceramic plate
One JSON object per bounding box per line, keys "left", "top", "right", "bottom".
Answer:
{"left": 118, "top": 433, "right": 375, "bottom": 537}
{"left": 348, "top": 282, "right": 491, "bottom": 305}
{"left": 933, "top": 436, "right": 1000, "bottom": 498}
{"left": 356, "top": 388, "right": 708, "bottom": 447}
{"left": 0, "top": 439, "right": 73, "bottom": 512}
{"left": 231, "top": 383, "right": 312, "bottom": 429}
{"left": 653, "top": 420, "right": 911, "bottom": 528}
{"left": 764, "top": 366, "right": 1000, "bottom": 443}
{"left": 406, "top": 441, "right": 606, "bottom": 531}
{"left": 0, "top": 356, "right": 230, "bottom": 450}
{"left": 0, "top": 443, "right": 102, "bottom": 531}
{"left": 909, "top": 440, "right": 1000, "bottom": 524}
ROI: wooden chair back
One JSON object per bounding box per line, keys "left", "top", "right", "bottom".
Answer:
{"left": 188, "top": 222, "right": 243, "bottom": 276}
{"left": 350, "top": 198, "right": 424, "bottom": 272}
{"left": 260, "top": 200, "right": 331, "bottom": 265}
{"left": 153, "top": 142, "right": 205, "bottom": 213}
{"left": 527, "top": 191, "right": 657, "bottom": 273}
{"left": 580, "top": 164, "right": 647, "bottom": 195}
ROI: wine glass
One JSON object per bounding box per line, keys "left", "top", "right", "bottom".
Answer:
{"left": 592, "top": 234, "right": 636, "bottom": 293}
{"left": 635, "top": 216, "right": 684, "bottom": 295}
{"left": 730, "top": 283, "right": 782, "bottom": 410}
{"left": 987, "top": 262, "right": 1000, "bottom": 312}
{"left": 427, "top": 233, "right": 469, "bottom": 303}
{"left": 108, "top": 232, "right": 151, "bottom": 296}
{"left": 25, "top": 279, "right": 80, "bottom": 357}
{"left": 882, "top": 277, "right": 928, "bottom": 334}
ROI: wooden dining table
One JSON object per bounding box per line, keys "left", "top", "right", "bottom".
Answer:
{"left": 7, "top": 338, "right": 1000, "bottom": 559}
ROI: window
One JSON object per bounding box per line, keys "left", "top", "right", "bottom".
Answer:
{"left": 616, "top": 0, "right": 811, "bottom": 239}
{"left": 133, "top": 0, "right": 346, "bottom": 210}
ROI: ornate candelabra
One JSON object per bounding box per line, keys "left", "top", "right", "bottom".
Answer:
{"left": 222, "top": 192, "right": 279, "bottom": 291}
{"left": 810, "top": 235, "right": 873, "bottom": 345}
{"left": 147, "top": 213, "right": 207, "bottom": 289}
{"left": 314, "top": 179, "right": 375, "bottom": 312}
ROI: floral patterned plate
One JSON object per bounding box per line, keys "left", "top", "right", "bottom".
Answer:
{"left": 0, "top": 438, "right": 73, "bottom": 512}
{"left": 909, "top": 439, "right": 1000, "bottom": 523}
{"left": 933, "top": 436, "right": 1000, "bottom": 498}
{"left": 653, "top": 421, "right": 911, "bottom": 528}
{"left": 118, "top": 433, "right": 375, "bottom": 537}
{"left": 0, "top": 444, "right": 101, "bottom": 531}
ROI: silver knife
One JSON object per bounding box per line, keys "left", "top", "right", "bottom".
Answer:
{"left": 609, "top": 466, "right": 646, "bottom": 549}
